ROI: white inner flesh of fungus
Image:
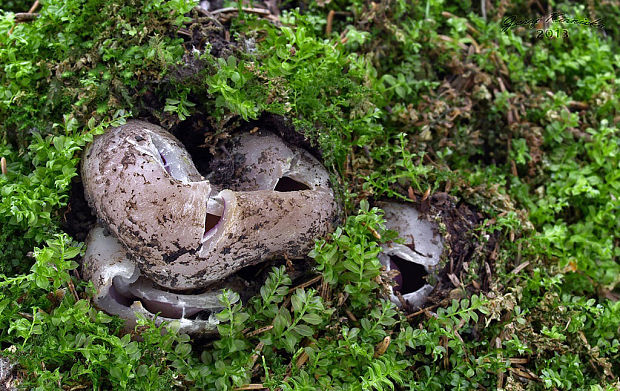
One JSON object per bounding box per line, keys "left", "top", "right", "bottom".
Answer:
{"left": 128, "top": 131, "right": 197, "bottom": 183}
{"left": 150, "top": 133, "right": 193, "bottom": 183}
{"left": 203, "top": 194, "right": 225, "bottom": 242}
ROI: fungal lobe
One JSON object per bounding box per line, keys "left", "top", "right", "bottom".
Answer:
{"left": 82, "top": 225, "right": 221, "bottom": 335}
{"left": 82, "top": 121, "right": 212, "bottom": 288}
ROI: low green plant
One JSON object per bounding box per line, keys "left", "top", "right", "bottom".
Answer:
{"left": 0, "top": 114, "right": 127, "bottom": 273}
{"left": 0, "top": 0, "right": 619, "bottom": 389}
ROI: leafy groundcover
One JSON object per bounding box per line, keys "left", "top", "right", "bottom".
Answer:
{"left": 0, "top": 0, "right": 618, "bottom": 390}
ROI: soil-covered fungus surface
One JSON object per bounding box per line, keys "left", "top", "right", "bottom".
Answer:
{"left": 0, "top": 1, "right": 619, "bottom": 390}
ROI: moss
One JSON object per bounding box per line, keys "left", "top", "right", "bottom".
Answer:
{"left": 0, "top": 0, "right": 618, "bottom": 389}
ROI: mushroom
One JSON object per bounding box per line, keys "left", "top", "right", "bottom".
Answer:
{"left": 207, "top": 130, "right": 331, "bottom": 192}
{"left": 82, "top": 120, "right": 338, "bottom": 290}
{"left": 377, "top": 202, "right": 443, "bottom": 309}
{"left": 82, "top": 225, "right": 221, "bottom": 335}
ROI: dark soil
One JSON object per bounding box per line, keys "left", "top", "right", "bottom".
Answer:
{"left": 420, "top": 192, "right": 496, "bottom": 306}
{"left": 63, "top": 176, "right": 97, "bottom": 243}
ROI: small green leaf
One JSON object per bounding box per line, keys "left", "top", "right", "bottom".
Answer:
{"left": 302, "top": 313, "right": 322, "bottom": 325}
{"left": 294, "top": 324, "right": 314, "bottom": 337}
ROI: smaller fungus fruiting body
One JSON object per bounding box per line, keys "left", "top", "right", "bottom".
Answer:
{"left": 377, "top": 202, "right": 444, "bottom": 309}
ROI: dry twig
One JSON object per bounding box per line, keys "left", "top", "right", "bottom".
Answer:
{"left": 233, "top": 384, "right": 266, "bottom": 390}
{"left": 8, "top": 0, "right": 39, "bottom": 35}
{"left": 510, "top": 261, "right": 529, "bottom": 275}
{"left": 14, "top": 13, "right": 38, "bottom": 22}
{"left": 326, "top": 10, "right": 335, "bottom": 35}
{"left": 406, "top": 302, "right": 441, "bottom": 319}
{"left": 211, "top": 7, "right": 270, "bottom": 16}
{"left": 288, "top": 275, "right": 322, "bottom": 294}
{"left": 245, "top": 325, "right": 274, "bottom": 338}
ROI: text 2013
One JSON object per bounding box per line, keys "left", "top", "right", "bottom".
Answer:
{"left": 536, "top": 28, "right": 569, "bottom": 38}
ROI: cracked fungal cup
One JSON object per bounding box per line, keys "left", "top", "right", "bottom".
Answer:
{"left": 377, "top": 201, "right": 443, "bottom": 309}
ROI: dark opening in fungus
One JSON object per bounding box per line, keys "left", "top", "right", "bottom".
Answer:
{"left": 389, "top": 256, "right": 428, "bottom": 294}
{"left": 274, "top": 176, "right": 311, "bottom": 192}
{"left": 204, "top": 213, "right": 222, "bottom": 234}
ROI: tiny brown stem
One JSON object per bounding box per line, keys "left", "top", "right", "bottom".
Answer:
{"left": 326, "top": 10, "right": 335, "bottom": 35}
{"left": 245, "top": 325, "right": 274, "bottom": 338}
{"left": 360, "top": 222, "right": 381, "bottom": 240}
{"left": 67, "top": 278, "right": 80, "bottom": 302}
{"left": 421, "top": 186, "right": 431, "bottom": 201}
{"left": 18, "top": 312, "right": 33, "bottom": 320}
{"left": 295, "top": 350, "right": 309, "bottom": 368}
{"left": 406, "top": 303, "right": 441, "bottom": 319}
{"left": 345, "top": 309, "right": 357, "bottom": 322}
{"left": 510, "top": 261, "right": 529, "bottom": 275}
{"left": 248, "top": 341, "right": 264, "bottom": 369}
{"left": 288, "top": 275, "right": 322, "bottom": 294}
{"left": 233, "top": 385, "right": 266, "bottom": 390}
{"left": 28, "top": 0, "right": 40, "bottom": 13}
